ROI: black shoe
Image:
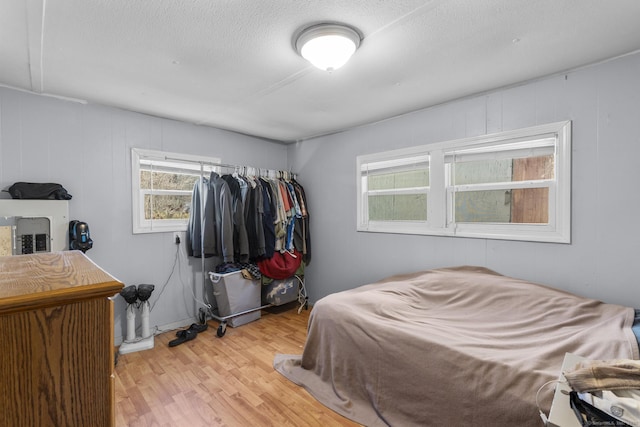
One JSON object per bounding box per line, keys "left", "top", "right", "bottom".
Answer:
{"left": 188, "top": 323, "right": 208, "bottom": 333}
{"left": 169, "top": 329, "right": 197, "bottom": 347}
{"left": 175, "top": 322, "right": 208, "bottom": 338}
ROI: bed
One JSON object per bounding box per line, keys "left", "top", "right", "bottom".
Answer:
{"left": 274, "top": 266, "right": 639, "bottom": 427}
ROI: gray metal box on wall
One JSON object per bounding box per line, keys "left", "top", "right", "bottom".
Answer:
{"left": 0, "top": 200, "right": 69, "bottom": 253}
{"left": 208, "top": 271, "right": 260, "bottom": 327}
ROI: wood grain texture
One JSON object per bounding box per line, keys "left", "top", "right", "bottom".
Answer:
{"left": 0, "top": 251, "right": 123, "bottom": 427}
{"left": 115, "top": 307, "right": 361, "bottom": 427}
{"left": 1, "top": 299, "right": 114, "bottom": 426}
{"left": 511, "top": 156, "right": 552, "bottom": 224}
{"left": 0, "top": 251, "right": 123, "bottom": 315}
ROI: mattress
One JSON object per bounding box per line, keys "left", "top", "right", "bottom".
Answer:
{"left": 274, "top": 266, "right": 639, "bottom": 427}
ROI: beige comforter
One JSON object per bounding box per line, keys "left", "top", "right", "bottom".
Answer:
{"left": 274, "top": 266, "right": 639, "bottom": 427}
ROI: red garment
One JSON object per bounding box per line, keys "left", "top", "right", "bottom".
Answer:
{"left": 258, "top": 250, "right": 302, "bottom": 279}
{"left": 279, "top": 181, "right": 292, "bottom": 212}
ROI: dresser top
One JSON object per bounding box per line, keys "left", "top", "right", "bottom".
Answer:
{"left": 0, "top": 251, "right": 123, "bottom": 315}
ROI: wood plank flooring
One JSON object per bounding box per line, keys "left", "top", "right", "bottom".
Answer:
{"left": 114, "top": 306, "right": 361, "bottom": 427}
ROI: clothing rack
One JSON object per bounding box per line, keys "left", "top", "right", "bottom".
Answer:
{"left": 160, "top": 155, "right": 300, "bottom": 326}
{"left": 162, "top": 156, "right": 296, "bottom": 180}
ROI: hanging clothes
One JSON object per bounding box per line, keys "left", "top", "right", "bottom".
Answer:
{"left": 222, "top": 174, "right": 250, "bottom": 263}
{"left": 186, "top": 176, "right": 216, "bottom": 257}
{"left": 284, "top": 180, "right": 302, "bottom": 252}
{"left": 186, "top": 167, "right": 311, "bottom": 270}
{"left": 260, "top": 178, "right": 276, "bottom": 259}
{"left": 209, "top": 172, "right": 235, "bottom": 263}
{"left": 253, "top": 178, "right": 266, "bottom": 258}
{"left": 186, "top": 173, "right": 235, "bottom": 262}
{"left": 269, "top": 178, "right": 287, "bottom": 252}
{"left": 292, "top": 178, "right": 311, "bottom": 266}
{"left": 243, "top": 176, "right": 263, "bottom": 260}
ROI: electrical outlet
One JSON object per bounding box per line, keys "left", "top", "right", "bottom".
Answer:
{"left": 174, "top": 233, "right": 181, "bottom": 245}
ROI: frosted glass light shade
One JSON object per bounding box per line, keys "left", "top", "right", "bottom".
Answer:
{"left": 295, "top": 24, "right": 361, "bottom": 71}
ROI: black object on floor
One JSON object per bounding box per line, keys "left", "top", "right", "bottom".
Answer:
{"left": 169, "top": 323, "right": 209, "bottom": 347}
{"left": 168, "top": 329, "right": 197, "bottom": 347}
{"left": 187, "top": 323, "right": 208, "bottom": 333}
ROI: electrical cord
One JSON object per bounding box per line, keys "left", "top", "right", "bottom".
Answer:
{"left": 124, "top": 241, "right": 210, "bottom": 342}
{"left": 176, "top": 243, "right": 211, "bottom": 310}
{"left": 536, "top": 379, "right": 564, "bottom": 426}
{"left": 148, "top": 242, "right": 180, "bottom": 313}
{"left": 132, "top": 243, "right": 197, "bottom": 336}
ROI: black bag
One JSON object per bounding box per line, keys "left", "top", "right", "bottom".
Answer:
{"left": 7, "top": 182, "right": 72, "bottom": 200}
{"left": 569, "top": 391, "right": 631, "bottom": 427}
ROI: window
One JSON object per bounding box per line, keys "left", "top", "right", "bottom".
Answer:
{"left": 357, "top": 121, "right": 571, "bottom": 243}
{"left": 363, "top": 154, "right": 430, "bottom": 222}
{"left": 131, "top": 148, "right": 220, "bottom": 234}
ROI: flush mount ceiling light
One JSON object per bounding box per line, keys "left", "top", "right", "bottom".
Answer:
{"left": 295, "top": 23, "right": 361, "bottom": 72}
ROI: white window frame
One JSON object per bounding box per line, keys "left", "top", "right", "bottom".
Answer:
{"left": 360, "top": 152, "right": 430, "bottom": 226}
{"left": 131, "top": 148, "right": 220, "bottom": 234}
{"left": 356, "top": 121, "right": 571, "bottom": 243}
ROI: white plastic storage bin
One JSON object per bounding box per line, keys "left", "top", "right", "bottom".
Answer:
{"left": 209, "top": 270, "right": 261, "bottom": 327}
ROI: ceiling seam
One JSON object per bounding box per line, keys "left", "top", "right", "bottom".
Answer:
{"left": 23, "top": 1, "right": 34, "bottom": 90}
{"left": 24, "top": 0, "right": 46, "bottom": 93}
{"left": 367, "top": 0, "right": 441, "bottom": 39}
{"left": 38, "top": 0, "right": 47, "bottom": 93}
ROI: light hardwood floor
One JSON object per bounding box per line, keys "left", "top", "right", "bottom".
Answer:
{"left": 114, "top": 306, "right": 361, "bottom": 427}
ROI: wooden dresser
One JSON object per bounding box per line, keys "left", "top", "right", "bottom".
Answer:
{"left": 0, "top": 251, "right": 123, "bottom": 427}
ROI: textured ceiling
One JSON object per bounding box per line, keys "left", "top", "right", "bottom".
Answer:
{"left": 1, "top": 0, "right": 640, "bottom": 143}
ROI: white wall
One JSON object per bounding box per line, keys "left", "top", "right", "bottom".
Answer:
{"left": 2, "top": 49, "right": 639, "bottom": 344}
{"left": 289, "top": 51, "right": 640, "bottom": 309}
{"left": 0, "top": 87, "right": 288, "bottom": 343}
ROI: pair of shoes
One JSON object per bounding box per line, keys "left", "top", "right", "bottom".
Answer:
{"left": 168, "top": 329, "right": 197, "bottom": 347}
{"left": 168, "top": 323, "right": 209, "bottom": 347}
